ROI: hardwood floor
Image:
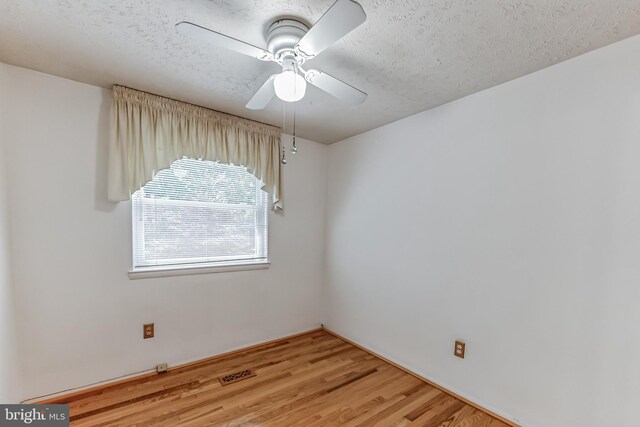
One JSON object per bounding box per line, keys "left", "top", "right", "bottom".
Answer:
{"left": 56, "top": 330, "right": 510, "bottom": 426}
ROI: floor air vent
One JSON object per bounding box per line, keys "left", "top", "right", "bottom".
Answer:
{"left": 218, "top": 369, "right": 256, "bottom": 386}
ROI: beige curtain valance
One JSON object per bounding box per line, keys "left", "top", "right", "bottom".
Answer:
{"left": 108, "top": 85, "right": 283, "bottom": 210}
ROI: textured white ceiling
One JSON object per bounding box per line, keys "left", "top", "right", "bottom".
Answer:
{"left": 1, "top": 1, "right": 639, "bottom": 143}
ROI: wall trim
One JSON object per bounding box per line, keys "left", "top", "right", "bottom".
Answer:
{"left": 28, "top": 327, "right": 322, "bottom": 404}
{"left": 322, "top": 327, "right": 521, "bottom": 427}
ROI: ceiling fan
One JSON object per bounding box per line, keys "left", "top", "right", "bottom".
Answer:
{"left": 176, "top": 0, "right": 368, "bottom": 110}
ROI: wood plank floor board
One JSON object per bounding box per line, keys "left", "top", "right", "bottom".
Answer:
{"left": 71, "top": 334, "right": 348, "bottom": 425}
{"left": 127, "top": 355, "right": 378, "bottom": 427}
{"left": 260, "top": 367, "right": 408, "bottom": 426}
{"left": 329, "top": 373, "right": 426, "bottom": 426}
{"left": 69, "top": 331, "right": 333, "bottom": 408}
{"left": 446, "top": 405, "right": 480, "bottom": 427}
{"left": 352, "top": 385, "right": 440, "bottom": 427}
{"left": 181, "top": 360, "right": 386, "bottom": 426}
{"left": 323, "top": 374, "right": 422, "bottom": 425}
{"left": 55, "top": 330, "right": 511, "bottom": 426}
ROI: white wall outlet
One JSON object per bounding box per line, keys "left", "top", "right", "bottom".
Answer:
{"left": 156, "top": 362, "right": 168, "bottom": 373}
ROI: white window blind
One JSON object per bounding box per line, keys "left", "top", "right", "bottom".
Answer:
{"left": 131, "top": 158, "right": 268, "bottom": 271}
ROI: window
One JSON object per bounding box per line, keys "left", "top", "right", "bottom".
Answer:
{"left": 131, "top": 158, "right": 268, "bottom": 276}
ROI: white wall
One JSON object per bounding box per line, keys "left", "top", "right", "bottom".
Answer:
{"left": 324, "top": 35, "right": 640, "bottom": 427}
{"left": 0, "top": 63, "right": 22, "bottom": 403}
{"left": 1, "top": 64, "right": 327, "bottom": 401}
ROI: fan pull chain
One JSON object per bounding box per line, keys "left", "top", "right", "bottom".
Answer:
{"left": 281, "top": 101, "right": 287, "bottom": 164}
{"left": 291, "top": 103, "right": 297, "bottom": 154}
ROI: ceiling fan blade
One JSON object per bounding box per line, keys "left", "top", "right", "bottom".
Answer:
{"left": 176, "top": 21, "right": 273, "bottom": 61}
{"left": 295, "top": 0, "right": 366, "bottom": 58}
{"left": 304, "top": 69, "right": 367, "bottom": 105}
{"left": 246, "top": 75, "right": 277, "bottom": 110}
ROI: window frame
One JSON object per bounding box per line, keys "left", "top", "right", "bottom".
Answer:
{"left": 128, "top": 160, "right": 270, "bottom": 279}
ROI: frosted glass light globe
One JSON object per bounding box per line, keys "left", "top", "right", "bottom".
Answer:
{"left": 274, "top": 70, "right": 306, "bottom": 102}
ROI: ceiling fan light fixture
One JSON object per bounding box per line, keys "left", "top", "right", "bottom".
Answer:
{"left": 176, "top": 0, "right": 368, "bottom": 109}
{"left": 274, "top": 69, "right": 306, "bottom": 102}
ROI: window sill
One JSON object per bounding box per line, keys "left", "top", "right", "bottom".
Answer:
{"left": 128, "top": 261, "right": 270, "bottom": 280}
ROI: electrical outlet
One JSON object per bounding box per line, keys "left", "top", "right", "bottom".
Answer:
{"left": 144, "top": 323, "right": 154, "bottom": 339}
{"left": 454, "top": 340, "right": 465, "bottom": 359}
{"left": 156, "top": 363, "right": 168, "bottom": 374}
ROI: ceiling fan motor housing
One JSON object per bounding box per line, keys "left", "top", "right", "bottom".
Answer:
{"left": 267, "top": 19, "right": 309, "bottom": 62}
